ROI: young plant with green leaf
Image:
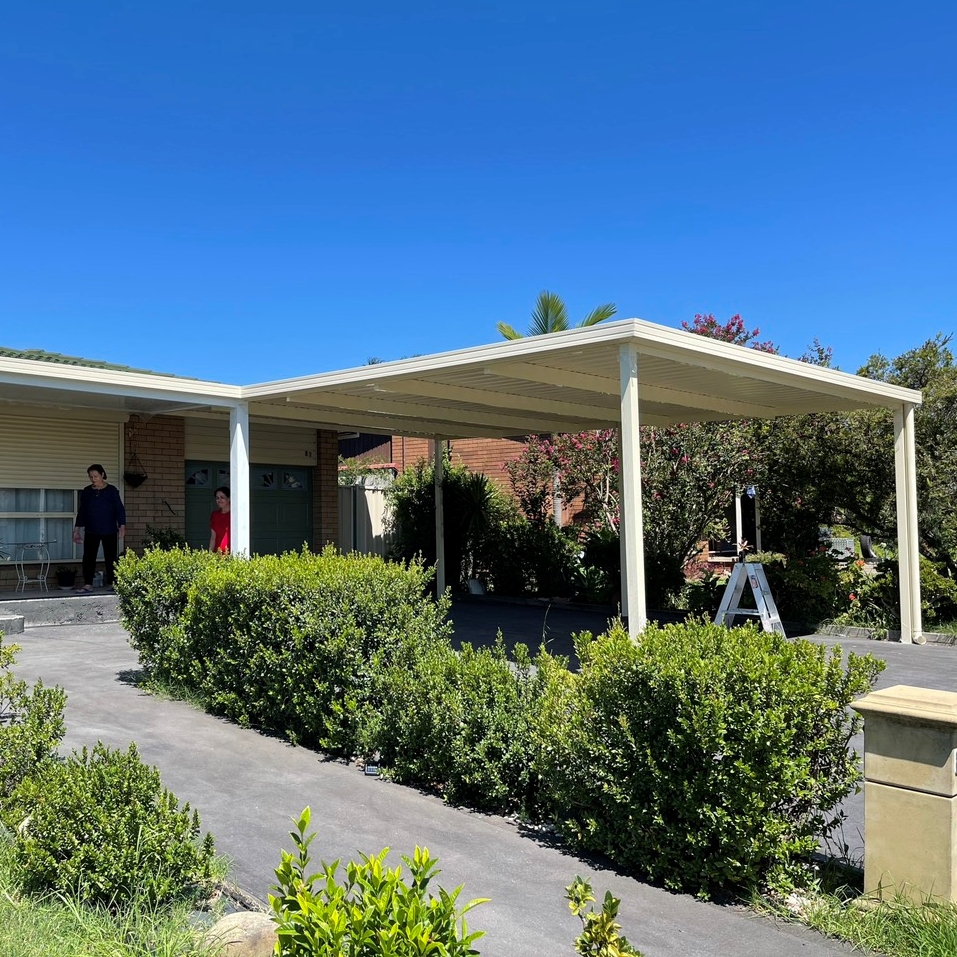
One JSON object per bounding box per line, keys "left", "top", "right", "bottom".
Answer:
{"left": 567, "top": 877, "right": 643, "bottom": 957}
{"left": 270, "top": 807, "right": 488, "bottom": 956}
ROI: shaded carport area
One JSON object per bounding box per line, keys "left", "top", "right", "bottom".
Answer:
{"left": 1, "top": 317, "right": 923, "bottom": 640}
{"left": 242, "top": 318, "right": 924, "bottom": 641}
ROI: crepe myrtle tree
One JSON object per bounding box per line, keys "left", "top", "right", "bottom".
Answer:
{"left": 504, "top": 315, "right": 777, "bottom": 604}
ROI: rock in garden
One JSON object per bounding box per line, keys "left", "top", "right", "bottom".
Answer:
{"left": 203, "top": 911, "right": 278, "bottom": 957}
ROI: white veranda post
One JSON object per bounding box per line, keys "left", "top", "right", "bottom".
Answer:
{"left": 229, "top": 402, "right": 251, "bottom": 557}
{"left": 434, "top": 437, "right": 447, "bottom": 597}
{"left": 894, "top": 402, "right": 922, "bottom": 643}
{"left": 619, "top": 344, "right": 647, "bottom": 636}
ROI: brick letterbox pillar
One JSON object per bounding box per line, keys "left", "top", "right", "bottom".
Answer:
{"left": 852, "top": 685, "right": 957, "bottom": 901}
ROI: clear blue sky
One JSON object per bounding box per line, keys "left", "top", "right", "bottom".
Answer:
{"left": 2, "top": 1, "right": 954, "bottom": 383}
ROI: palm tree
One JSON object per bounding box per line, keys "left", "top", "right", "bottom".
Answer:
{"left": 496, "top": 290, "right": 617, "bottom": 340}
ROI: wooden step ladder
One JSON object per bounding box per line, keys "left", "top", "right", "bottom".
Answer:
{"left": 714, "top": 562, "right": 785, "bottom": 635}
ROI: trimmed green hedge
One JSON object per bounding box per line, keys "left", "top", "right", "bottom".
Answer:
{"left": 533, "top": 619, "right": 883, "bottom": 896}
{"left": 116, "top": 546, "right": 451, "bottom": 756}
{"left": 116, "top": 548, "right": 884, "bottom": 897}
{"left": 361, "top": 637, "right": 543, "bottom": 815}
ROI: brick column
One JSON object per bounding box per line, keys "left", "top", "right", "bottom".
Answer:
{"left": 123, "top": 415, "right": 186, "bottom": 551}
{"left": 313, "top": 429, "right": 340, "bottom": 549}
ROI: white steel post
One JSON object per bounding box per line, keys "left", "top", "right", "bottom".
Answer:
{"left": 229, "top": 402, "right": 251, "bottom": 557}
{"left": 434, "top": 437, "right": 446, "bottom": 598}
{"left": 894, "top": 403, "right": 922, "bottom": 643}
{"left": 619, "top": 344, "right": 647, "bottom": 636}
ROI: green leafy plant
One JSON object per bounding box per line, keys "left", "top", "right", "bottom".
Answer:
{"left": 566, "top": 877, "right": 643, "bottom": 956}
{"left": 533, "top": 619, "right": 885, "bottom": 897}
{"left": 114, "top": 546, "right": 223, "bottom": 678}
{"left": 0, "top": 638, "right": 66, "bottom": 801}
{"left": 362, "top": 637, "right": 543, "bottom": 815}
{"left": 269, "top": 807, "right": 487, "bottom": 956}
{"left": 745, "top": 550, "right": 845, "bottom": 629}
{"left": 2, "top": 741, "right": 215, "bottom": 910}
{"left": 0, "top": 833, "right": 218, "bottom": 957}
{"left": 832, "top": 555, "right": 957, "bottom": 633}
{"left": 142, "top": 525, "right": 189, "bottom": 551}
{"left": 681, "top": 563, "right": 729, "bottom": 617}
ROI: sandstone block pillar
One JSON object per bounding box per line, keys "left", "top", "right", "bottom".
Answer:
{"left": 853, "top": 685, "right": 957, "bottom": 901}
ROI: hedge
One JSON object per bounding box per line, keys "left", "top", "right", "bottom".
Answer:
{"left": 116, "top": 549, "right": 884, "bottom": 897}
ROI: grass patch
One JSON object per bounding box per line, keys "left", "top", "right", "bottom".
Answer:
{"left": 760, "top": 876, "right": 957, "bottom": 957}
{"left": 0, "top": 836, "right": 223, "bottom": 957}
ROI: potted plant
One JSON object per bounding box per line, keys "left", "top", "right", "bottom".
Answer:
{"left": 55, "top": 566, "right": 77, "bottom": 588}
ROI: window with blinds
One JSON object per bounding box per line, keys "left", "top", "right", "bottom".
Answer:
{"left": 0, "top": 488, "right": 78, "bottom": 562}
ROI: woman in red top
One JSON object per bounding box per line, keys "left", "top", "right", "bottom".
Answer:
{"left": 209, "top": 486, "right": 231, "bottom": 553}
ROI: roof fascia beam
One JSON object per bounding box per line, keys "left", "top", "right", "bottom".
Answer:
{"left": 374, "top": 378, "right": 618, "bottom": 418}
{"left": 280, "top": 392, "right": 605, "bottom": 434}
{"left": 491, "top": 362, "right": 775, "bottom": 418}
{"left": 253, "top": 401, "right": 512, "bottom": 438}
{"left": 0, "top": 367, "right": 239, "bottom": 409}
{"left": 636, "top": 340, "right": 922, "bottom": 410}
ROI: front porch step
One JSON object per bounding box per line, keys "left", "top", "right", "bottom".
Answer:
{"left": 0, "top": 614, "right": 25, "bottom": 635}
{"left": 0, "top": 593, "right": 121, "bottom": 628}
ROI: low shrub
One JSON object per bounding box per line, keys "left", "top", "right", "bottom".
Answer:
{"left": 387, "top": 457, "right": 582, "bottom": 597}
{"left": 142, "top": 524, "right": 189, "bottom": 550}
{"left": 2, "top": 741, "right": 215, "bottom": 910}
{"left": 114, "top": 546, "right": 224, "bottom": 677}
{"left": 362, "top": 637, "right": 544, "bottom": 815}
{"left": 835, "top": 556, "right": 957, "bottom": 632}
{"left": 746, "top": 550, "right": 844, "bottom": 628}
{"left": 0, "top": 638, "right": 66, "bottom": 801}
{"left": 123, "top": 547, "right": 451, "bottom": 756}
{"left": 680, "top": 563, "right": 729, "bottom": 618}
{"left": 270, "top": 807, "right": 487, "bottom": 957}
{"left": 533, "top": 619, "right": 884, "bottom": 897}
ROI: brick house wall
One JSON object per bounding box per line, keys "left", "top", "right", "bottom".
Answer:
{"left": 123, "top": 414, "right": 186, "bottom": 552}
{"left": 344, "top": 435, "right": 525, "bottom": 493}
{"left": 448, "top": 437, "right": 526, "bottom": 492}
{"left": 314, "top": 429, "right": 340, "bottom": 548}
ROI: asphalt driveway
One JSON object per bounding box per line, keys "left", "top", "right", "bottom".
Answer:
{"left": 9, "top": 604, "right": 956, "bottom": 956}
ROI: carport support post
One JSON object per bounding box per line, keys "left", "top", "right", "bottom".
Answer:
{"left": 434, "top": 437, "right": 446, "bottom": 597}
{"left": 619, "top": 344, "right": 647, "bottom": 636}
{"left": 230, "top": 402, "right": 251, "bottom": 556}
{"left": 894, "top": 402, "right": 922, "bottom": 644}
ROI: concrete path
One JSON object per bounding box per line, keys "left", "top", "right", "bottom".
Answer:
{"left": 11, "top": 610, "right": 954, "bottom": 957}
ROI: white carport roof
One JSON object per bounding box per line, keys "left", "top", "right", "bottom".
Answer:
{"left": 242, "top": 319, "right": 920, "bottom": 436}
{"left": 0, "top": 318, "right": 920, "bottom": 429}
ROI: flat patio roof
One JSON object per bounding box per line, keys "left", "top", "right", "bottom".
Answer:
{"left": 1, "top": 318, "right": 921, "bottom": 432}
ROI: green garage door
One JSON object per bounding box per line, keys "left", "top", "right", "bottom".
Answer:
{"left": 185, "top": 461, "right": 312, "bottom": 554}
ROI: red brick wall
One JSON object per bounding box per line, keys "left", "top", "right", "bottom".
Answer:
{"left": 314, "top": 429, "right": 339, "bottom": 548}
{"left": 381, "top": 435, "right": 526, "bottom": 493}
{"left": 447, "top": 437, "right": 526, "bottom": 492}
{"left": 123, "top": 414, "right": 186, "bottom": 551}
{"left": 392, "top": 436, "right": 432, "bottom": 472}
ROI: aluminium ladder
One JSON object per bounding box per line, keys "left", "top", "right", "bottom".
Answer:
{"left": 714, "top": 562, "right": 785, "bottom": 635}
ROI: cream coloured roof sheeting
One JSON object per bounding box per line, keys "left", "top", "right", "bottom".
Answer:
{"left": 242, "top": 318, "right": 921, "bottom": 437}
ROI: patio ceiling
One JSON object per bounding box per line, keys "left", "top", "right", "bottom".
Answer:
{"left": 242, "top": 318, "right": 922, "bottom": 437}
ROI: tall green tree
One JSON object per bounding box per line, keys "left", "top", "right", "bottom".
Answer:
{"left": 497, "top": 290, "right": 617, "bottom": 340}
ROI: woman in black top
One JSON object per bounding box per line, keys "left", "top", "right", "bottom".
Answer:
{"left": 72, "top": 464, "right": 126, "bottom": 592}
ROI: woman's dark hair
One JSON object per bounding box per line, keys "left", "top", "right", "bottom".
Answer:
{"left": 87, "top": 464, "right": 107, "bottom": 479}
{"left": 214, "top": 486, "right": 230, "bottom": 498}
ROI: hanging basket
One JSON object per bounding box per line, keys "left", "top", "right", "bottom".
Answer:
{"left": 124, "top": 440, "right": 148, "bottom": 488}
